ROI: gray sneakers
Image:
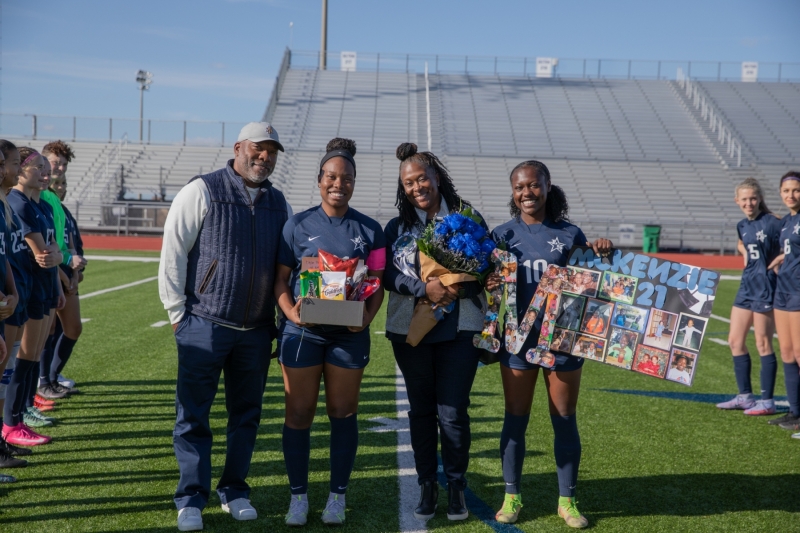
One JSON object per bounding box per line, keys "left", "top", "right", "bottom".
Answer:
{"left": 285, "top": 494, "right": 309, "bottom": 526}
{"left": 177, "top": 507, "right": 202, "bottom": 531}
{"left": 322, "top": 493, "right": 346, "bottom": 525}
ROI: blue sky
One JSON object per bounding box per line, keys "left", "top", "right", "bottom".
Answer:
{"left": 3, "top": 0, "right": 799, "bottom": 124}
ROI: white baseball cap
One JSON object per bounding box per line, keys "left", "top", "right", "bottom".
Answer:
{"left": 237, "top": 122, "right": 284, "bottom": 151}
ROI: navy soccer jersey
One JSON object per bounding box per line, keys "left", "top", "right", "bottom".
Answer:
{"left": 491, "top": 218, "right": 587, "bottom": 357}
{"left": 8, "top": 190, "right": 56, "bottom": 303}
{"left": 6, "top": 212, "right": 32, "bottom": 311}
{"left": 34, "top": 199, "right": 60, "bottom": 302}
{"left": 734, "top": 212, "right": 782, "bottom": 310}
{"left": 278, "top": 205, "right": 387, "bottom": 301}
{"left": 775, "top": 212, "right": 800, "bottom": 311}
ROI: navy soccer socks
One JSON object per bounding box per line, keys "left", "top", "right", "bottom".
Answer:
{"left": 759, "top": 353, "right": 777, "bottom": 400}
{"left": 732, "top": 353, "right": 752, "bottom": 395}
{"left": 329, "top": 415, "right": 358, "bottom": 494}
{"left": 283, "top": 424, "right": 311, "bottom": 495}
{"left": 499, "top": 411, "right": 529, "bottom": 494}
{"left": 551, "top": 414, "right": 581, "bottom": 498}
{"left": 784, "top": 362, "right": 800, "bottom": 417}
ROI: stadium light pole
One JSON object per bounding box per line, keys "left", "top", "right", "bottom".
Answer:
{"left": 136, "top": 70, "right": 153, "bottom": 143}
{"left": 289, "top": 21, "right": 294, "bottom": 49}
{"left": 320, "top": 0, "right": 327, "bottom": 70}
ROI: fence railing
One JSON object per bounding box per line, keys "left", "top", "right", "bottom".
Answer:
{"left": 0, "top": 113, "right": 249, "bottom": 147}
{"left": 263, "top": 48, "right": 292, "bottom": 123}
{"left": 289, "top": 50, "right": 800, "bottom": 82}
{"left": 676, "top": 69, "right": 743, "bottom": 167}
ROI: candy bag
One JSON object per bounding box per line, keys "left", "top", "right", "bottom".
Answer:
{"left": 348, "top": 264, "right": 368, "bottom": 300}
{"left": 355, "top": 276, "right": 381, "bottom": 301}
{"left": 299, "top": 270, "right": 322, "bottom": 298}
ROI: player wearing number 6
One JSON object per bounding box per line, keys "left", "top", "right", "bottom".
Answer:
{"left": 485, "top": 161, "right": 612, "bottom": 528}
{"left": 716, "top": 178, "right": 782, "bottom": 416}
{"left": 768, "top": 171, "right": 800, "bottom": 437}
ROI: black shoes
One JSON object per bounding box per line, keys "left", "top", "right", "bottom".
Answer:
{"left": 446, "top": 483, "right": 468, "bottom": 521}
{"left": 414, "top": 480, "right": 438, "bottom": 520}
{"left": 0, "top": 437, "right": 31, "bottom": 457}
{"left": 0, "top": 450, "right": 26, "bottom": 468}
{"left": 36, "top": 384, "right": 68, "bottom": 400}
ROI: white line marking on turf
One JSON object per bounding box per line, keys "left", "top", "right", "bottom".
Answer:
{"left": 720, "top": 275, "right": 742, "bottom": 281}
{"left": 84, "top": 255, "right": 160, "bottom": 263}
{"left": 367, "top": 365, "right": 426, "bottom": 533}
{"left": 150, "top": 321, "right": 170, "bottom": 328}
{"left": 373, "top": 331, "right": 385, "bottom": 335}
{"left": 79, "top": 276, "right": 158, "bottom": 300}
{"left": 81, "top": 318, "right": 91, "bottom": 323}
{"left": 708, "top": 338, "right": 728, "bottom": 346}
{"left": 710, "top": 313, "right": 778, "bottom": 339}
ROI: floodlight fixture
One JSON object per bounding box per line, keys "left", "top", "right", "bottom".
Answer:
{"left": 136, "top": 70, "right": 153, "bottom": 142}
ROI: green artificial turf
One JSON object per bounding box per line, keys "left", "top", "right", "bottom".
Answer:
{"left": 1, "top": 261, "right": 798, "bottom": 532}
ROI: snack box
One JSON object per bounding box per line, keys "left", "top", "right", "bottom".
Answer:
{"left": 299, "top": 298, "right": 365, "bottom": 328}
{"left": 299, "top": 256, "right": 366, "bottom": 327}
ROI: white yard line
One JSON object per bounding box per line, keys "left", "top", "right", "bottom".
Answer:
{"left": 84, "top": 255, "right": 160, "bottom": 263}
{"left": 79, "top": 276, "right": 158, "bottom": 300}
{"left": 80, "top": 318, "right": 91, "bottom": 323}
{"left": 708, "top": 338, "right": 729, "bottom": 346}
{"left": 368, "top": 365, "right": 426, "bottom": 533}
{"left": 720, "top": 275, "right": 742, "bottom": 281}
{"left": 150, "top": 320, "right": 170, "bottom": 328}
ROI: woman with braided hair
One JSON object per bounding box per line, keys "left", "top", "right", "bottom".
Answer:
{"left": 486, "top": 160, "right": 611, "bottom": 528}
{"left": 383, "top": 142, "right": 488, "bottom": 522}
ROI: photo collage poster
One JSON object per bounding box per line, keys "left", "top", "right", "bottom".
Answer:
{"left": 549, "top": 247, "right": 721, "bottom": 386}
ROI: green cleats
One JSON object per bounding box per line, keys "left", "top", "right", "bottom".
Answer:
{"left": 23, "top": 408, "right": 53, "bottom": 428}
{"left": 558, "top": 496, "right": 588, "bottom": 529}
{"left": 495, "top": 493, "right": 523, "bottom": 524}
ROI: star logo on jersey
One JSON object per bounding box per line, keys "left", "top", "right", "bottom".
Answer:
{"left": 351, "top": 236, "right": 367, "bottom": 253}
{"left": 756, "top": 230, "right": 766, "bottom": 242}
{"left": 547, "top": 237, "right": 566, "bottom": 253}
{"left": 794, "top": 223, "right": 800, "bottom": 235}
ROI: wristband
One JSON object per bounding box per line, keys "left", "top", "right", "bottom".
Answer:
{"left": 62, "top": 251, "right": 72, "bottom": 267}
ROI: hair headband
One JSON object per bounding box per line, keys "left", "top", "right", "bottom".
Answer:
{"left": 21, "top": 151, "right": 40, "bottom": 167}
{"left": 319, "top": 150, "right": 356, "bottom": 178}
{"left": 781, "top": 175, "right": 800, "bottom": 183}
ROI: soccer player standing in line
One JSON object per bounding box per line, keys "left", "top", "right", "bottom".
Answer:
{"left": 274, "top": 138, "right": 385, "bottom": 526}
{"left": 159, "top": 122, "right": 289, "bottom": 531}
{"left": 487, "top": 161, "right": 611, "bottom": 528}
{"left": 716, "top": 178, "right": 781, "bottom": 415}
{"left": 767, "top": 171, "right": 800, "bottom": 437}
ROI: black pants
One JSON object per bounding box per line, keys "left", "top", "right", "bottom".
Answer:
{"left": 392, "top": 335, "right": 480, "bottom": 489}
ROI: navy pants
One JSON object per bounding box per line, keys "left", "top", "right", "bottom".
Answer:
{"left": 173, "top": 314, "right": 272, "bottom": 510}
{"left": 392, "top": 335, "right": 480, "bottom": 489}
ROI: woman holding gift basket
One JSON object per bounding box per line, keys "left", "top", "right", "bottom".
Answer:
{"left": 274, "top": 138, "right": 386, "bottom": 526}
{"left": 384, "top": 142, "right": 494, "bottom": 522}
{"left": 487, "top": 160, "right": 611, "bottom": 528}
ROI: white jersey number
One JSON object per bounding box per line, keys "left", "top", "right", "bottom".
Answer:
{"left": 521, "top": 259, "right": 548, "bottom": 283}
{"left": 785, "top": 239, "right": 792, "bottom": 255}
{"left": 747, "top": 244, "right": 760, "bottom": 261}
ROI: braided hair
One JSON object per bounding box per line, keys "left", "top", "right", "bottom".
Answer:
{"left": 507, "top": 160, "right": 570, "bottom": 223}
{"left": 734, "top": 176, "right": 771, "bottom": 215}
{"left": 395, "top": 142, "right": 469, "bottom": 230}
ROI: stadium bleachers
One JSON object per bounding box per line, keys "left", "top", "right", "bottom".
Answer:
{"left": 12, "top": 55, "right": 799, "bottom": 251}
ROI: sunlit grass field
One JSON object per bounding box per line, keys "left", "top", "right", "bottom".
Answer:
{"left": 0, "top": 253, "right": 797, "bottom": 532}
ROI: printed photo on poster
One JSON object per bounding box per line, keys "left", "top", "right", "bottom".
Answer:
{"left": 605, "top": 328, "right": 639, "bottom": 369}
{"left": 580, "top": 299, "right": 613, "bottom": 337}
{"left": 666, "top": 348, "right": 697, "bottom": 386}
{"left": 673, "top": 313, "right": 707, "bottom": 351}
{"left": 611, "top": 303, "right": 648, "bottom": 333}
{"left": 551, "top": 328, "right": 576, "bottom": 353}
{"left": 571, "top": 334, "right": 605, "bottom": 361}
{"left": 528, "top": 347, "right": 556, "bottom": 368}
{"left": 564, "top": 266, "right": 600, "bottom": 297}
{"left": 499, "top": 257, "right": 518, "bottom": 282}
{"left": 643, "top": 309, "right": 678, "bottom": 351}
{"left": 598, "top": 271, "right": 638, "bottom": 305}
{"left": 556, "top": 293, "right": 586, "bottom": 331}
{"left": 632, "top": 345, "right": 669, "bottom": 378}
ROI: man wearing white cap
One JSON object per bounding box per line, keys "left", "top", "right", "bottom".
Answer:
{"left": 159, "top": 122, "right": 292, "bottom": 531}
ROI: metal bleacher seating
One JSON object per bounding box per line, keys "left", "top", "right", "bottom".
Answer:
{"left": 36, "top": 52, "right": 798, "bottom": 251}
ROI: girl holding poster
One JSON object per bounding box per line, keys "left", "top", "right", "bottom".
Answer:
{"left": 768, "top": 171, "right": 800, "bottom": 437}
{"left": 717, "top": 178, "right": 782, "bottom": 416}
{"left": 487, "top": 160, "right": 611, "bottom": 527}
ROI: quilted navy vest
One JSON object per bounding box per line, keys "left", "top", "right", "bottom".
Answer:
{"left": 184, "top": 161, "right": 288, "bottom": 328}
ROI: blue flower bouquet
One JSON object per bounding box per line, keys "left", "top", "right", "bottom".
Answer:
{"left": 406, "top": 207, "right": 497, "bottom": 346}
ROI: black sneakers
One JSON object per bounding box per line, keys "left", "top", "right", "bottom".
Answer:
{"left": 0, "top": 437, "right": 32, "bottom": 457}
{"left": 0, "top": 451, "right": 27, "bottom": 468}
{"left": 768, "top": 413, "right": 799, "bottom": 426}
{"left": 446, "top": 483, "right": 468, "bottom": 521}
{"left": 414, "top": 480, "right": 438, "bottom": 520}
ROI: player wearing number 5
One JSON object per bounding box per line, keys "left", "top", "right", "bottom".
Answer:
{"left": 716, "top": 178, "right": 782, "bottom": 416}
{"left": 767, "top": 171, "right": 800, "bottom": 436}
{"left": 485, "top": 161, "right": 611, "bottom": 528}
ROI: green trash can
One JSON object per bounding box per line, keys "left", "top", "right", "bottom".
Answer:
{"left": 643, "top": 225, "right": 661, "bottom": 253}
